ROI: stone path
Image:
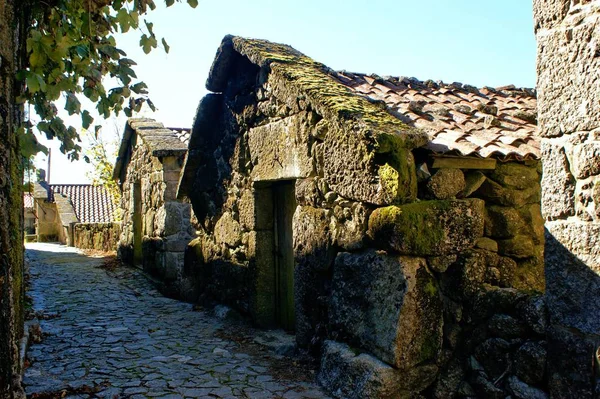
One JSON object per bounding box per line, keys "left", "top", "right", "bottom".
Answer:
{"left": 23, "top": 243, "right": 328, "bottom": 399}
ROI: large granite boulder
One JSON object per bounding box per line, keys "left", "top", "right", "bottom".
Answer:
{"left": 368, "top": 199, "right": 484, "bottom": 256}
{"left": 329, "top": 250, "right": 443, "bottom": 369}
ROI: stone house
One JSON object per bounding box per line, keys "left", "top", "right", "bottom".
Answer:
{"left": 534, "top": 1, "right": 600, "bottom": 396}
{"left": 31, "top": 179, "right": 119, "bottom": 250}
{"left": 113, "top": 118, "right": 197, "bottom": 297}
{"left": 174, "top": 36, "right": 547, "bottom": 398}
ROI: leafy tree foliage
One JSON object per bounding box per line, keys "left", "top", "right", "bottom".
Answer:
{"left": 19, "top": 0, "right": 197, "bottom": 160}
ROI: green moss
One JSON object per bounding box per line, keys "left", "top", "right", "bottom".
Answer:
{"left": 419, "top": 334, "right": 439, "bottom": 363}
{"left": 231, "top": 37, "right": 428, "bottom": 150}
{"left": 378, "top": 163, "right": 400, "bottom": 201}
{"left": 424, "top": 279, "right": 437, "bottom": 297}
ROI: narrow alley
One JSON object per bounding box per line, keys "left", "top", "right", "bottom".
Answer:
{"left": 22, "top": 243, "right": 327, "bottom": 399}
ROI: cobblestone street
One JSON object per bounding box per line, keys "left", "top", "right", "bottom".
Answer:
{"left": 23, "top": 243, "right": 328, "bottom": 399}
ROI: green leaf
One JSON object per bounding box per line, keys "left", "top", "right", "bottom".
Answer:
{"left": 19, "top": 128, "right": 48, "bottom": 158}
{"left": 25, "top": 73, "right": 46, "bottom": 93}
{"left": 130, "top": 82, "right": 148, "bottom": 94}
{"left": 81, "top": 110, "right": 94, "bottom": 129}
{"left": 65, "top": 93, "right": 81, "bottom": 115}
{"left": 144, "top": 20, "right": 154, "bottom": 36}
{"left": 187, "top": 0, "right": 198, "bottom": 8}
{"left": 165, "top": 0, "right": 175, "bottom": 6}
{"left": 162, "top": 38, "right": 170, "bottom": 54}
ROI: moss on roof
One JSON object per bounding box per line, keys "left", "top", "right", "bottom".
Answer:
{"left": 209, "top": 35, "right": 428, "bottom": 150}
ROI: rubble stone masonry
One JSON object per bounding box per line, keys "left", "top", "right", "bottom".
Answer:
{"left": 535, "top": 0, "right": 600, "bottom": 396}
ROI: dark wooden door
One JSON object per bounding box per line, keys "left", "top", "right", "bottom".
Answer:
{"left": 273, "top": 181, "right": 296, "bottom": 331}
{"left": 133, "top": 181, "right": 143, "bottom": 266}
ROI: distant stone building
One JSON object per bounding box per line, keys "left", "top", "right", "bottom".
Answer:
{"left": 174, "top": 36, "right": 547, "bottom": 398}
{"left": 113, "top": 119, "right": 197, "bottom": 297}
{"left": 534, "top": 1, "right": 600, "bottom": 397}
{"left": 31, "top": 178, "right": 119, "bottom": 250}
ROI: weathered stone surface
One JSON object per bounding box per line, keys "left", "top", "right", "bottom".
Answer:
{"left": 497, "top": 235, "right": 535, "bottom": 259}
{"left": 427, "top": 254, "right": 457, "bottom": 273}
{"left": 368, "top": 199, "right": 484, "bottom": 256}
{"left": 318, "top": 341, "right": 437, "bottom": 399}
{"left": 475, "top": 237, "right": 498, "bottom": 252}
{"left": 537, "top": 18, "right": 600, "bottom": 137}
{"left": 490, "top": 162, "right": 539, "bottom": 190}
{"left": 532, "top": 0, "right": 570, "bottom": 31}
{"left": 248, "top": 113, "right": 314, "bottom": 181}
{"left": 488, "top": 314, "right": 525, "bottom": 339}
{"left": 441, "top": 250, "right": 499, "bottom": 300}
{"left": 476, "top": 178, "right": 540, "bottom": 207}
{"left": 508, "top": 376, "right": 549, "bottom": 399}
{"left": 461, "top": 170, "right": 487, "bottom": 198}
{"left": 541, "top": 143, "right": 576, "bottom": 219}
{"left": 515, "top": 341, "right": 547, "bottom": 385}
{"left": 546, "top": 325, "right": 598, "bottom": 398}
{"left": 431, "top": 358, "right": 464, "bottom": 399}
{"left": 329, "top": 250, "right": 442, "bottom": 369}
{"left": 329, "top": 202, "right": 369, "bottom": 250}
{"left": 517, "top": 295, "right": 547, "bottom": 336}
{"left": 214, "top": 212, "right": 242, "bottom": 247}
{"left": 570, "top": 143, "right": 600, "bottom": 179}
{"left": 546, "top": 220, "right": 600, "bottom": 273}
{"left": 474, "top": 338, "right": 511, "bottom": 380}
{"left": 293, "top": 206, "right": 335, "bottom": 272}
{"left": 73, "top": 223, "right": 121, "bottom": 251}
{"left": 426, "top": 168, "right": 465, "bottom": 199}
{"left": 485, "top": 205, "right": 527, "bottom": 239}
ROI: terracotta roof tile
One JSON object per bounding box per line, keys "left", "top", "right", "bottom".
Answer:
{"left": 24, "top": 193, "right": 34, "bottom": 209}
{"left": 49, "top": 185, "right": 117, "bottom": 223}
{"left": 334, "top": 72, "right": 540, "bottom": 160}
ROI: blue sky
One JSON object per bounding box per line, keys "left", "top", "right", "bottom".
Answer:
{"left": 37, "top": 0, "right": 536, "bottom": 184}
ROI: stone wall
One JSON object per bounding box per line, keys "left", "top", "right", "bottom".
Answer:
{"left": 534, "top": 0, "right": 600, "bottom": 396}
{"left": 182, "top": 37, "right": 548, "bottom": 398}
{"left": 117, "top": 121, "right": 196, "bottom": 299}
{"left": 74, "top": 223, "right": 120, "bottom": 251}
{"left": 0, "top": 0, "right": 25, "bottom": 396}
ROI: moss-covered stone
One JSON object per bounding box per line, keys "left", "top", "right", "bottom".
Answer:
{"left": 485, "top": 205, "right": 528, "bottom": 239}
{"left": 497, "top": 235, "right": 536, "bottom": 259}
{"left": 489, "top": 162, "right": 540, "bottom": 190}
{"left": 476, "top": 178, "right": 541, "bottom": 207}
{"left": 368, "top": 199, "right": 485, "bottom": 256}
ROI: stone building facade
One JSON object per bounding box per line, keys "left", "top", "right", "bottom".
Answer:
{"left": 177, "top": 36, "right": 548, "bottom": 398}
{"left": 534, "top": 1, "right": 600, "bottom": 396}
{"left": 114, "top": 119, "right": 197, "bottom": 297}
{"left": 31, "top": 181, "right": 119, "bottom": 250}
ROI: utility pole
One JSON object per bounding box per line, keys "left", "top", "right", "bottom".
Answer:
{"left": 47, "top": 148, "right": 51, "bottom": 185}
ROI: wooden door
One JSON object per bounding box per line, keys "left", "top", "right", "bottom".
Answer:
{"left": 133, "top": 181, "right": 143, "bottom": 266}
{"left": 273, "top": 181, "right": 296, "bottom": 331}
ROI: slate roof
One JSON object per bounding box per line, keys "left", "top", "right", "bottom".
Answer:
{"left": 113, "top": 119, "right": 190, "bottom": 183}
{"left": 335, "top": 72, "right": 539, "bottom": 160}
{"left": 50, "top": 185, "right": 117, "bottom": 223}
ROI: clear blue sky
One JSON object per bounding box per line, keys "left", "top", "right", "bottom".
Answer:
{"left": 37, "top": 0, "right": 536, "bottom": 184}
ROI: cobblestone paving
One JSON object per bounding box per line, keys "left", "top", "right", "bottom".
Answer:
{"left": 23, "top": 243, "right": 328, "bottom": 399}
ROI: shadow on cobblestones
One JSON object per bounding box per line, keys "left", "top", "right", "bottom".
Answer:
{"left": 23, "top": 243, "right": 328, "bottom": 399}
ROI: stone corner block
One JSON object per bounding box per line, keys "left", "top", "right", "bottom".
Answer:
{"left": 329, "top": 250, "right": 443, "bottom": 370}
